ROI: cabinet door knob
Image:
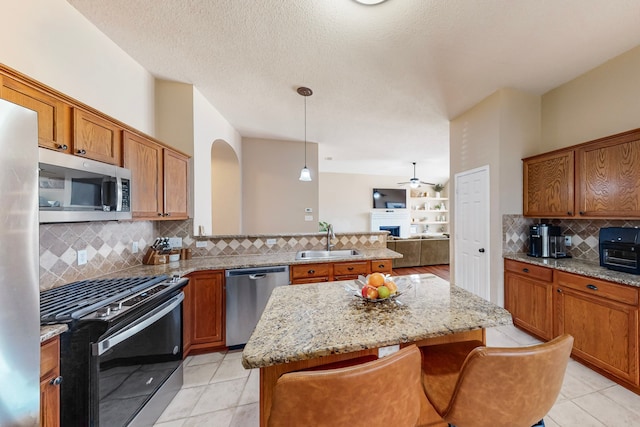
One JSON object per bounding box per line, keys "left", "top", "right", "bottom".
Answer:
{"left": 166, "top": 213, "right": 171, "bottom": 217}
{"left": 478, "top": 248, "right": 485, "bottom": 253}
{"left": 586, "top": 284, "right": 598, "bottom": 291}
{"left": 523, "top": 268, "right": 529, "bottom": 273}
{"left": 50, "top": 376, "right": 63, "bottom": 386}
{"left": 308, "top": 269, "right": 315, "bottom": 274}
{"left": 567, "top": 211, "right": 572, "bottom": 216}
{"left": 57, "top": 144, "right": 68, "bottom": 150}
{"left": 158, "top": 212, "right": 163, "bottom": 216}
{"left": 77, "top": 149, "right": 87, "bottom": 155}
{"left": 557, "top": 288, "right": 563, "bottom": 293}
{"left": 579, "top": 211, "right": 585, "bottom": 215}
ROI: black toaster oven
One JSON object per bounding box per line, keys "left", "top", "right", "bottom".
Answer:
{"left": 599, "top": 227, "right": 640, "bottom": 274}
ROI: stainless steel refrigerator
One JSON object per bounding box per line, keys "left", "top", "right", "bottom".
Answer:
{"left": 0, "top": 99, "right": 40, "bottom": 426}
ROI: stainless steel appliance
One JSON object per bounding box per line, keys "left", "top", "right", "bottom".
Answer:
{"left": 599, "top": 227, "right": 640, "bottom": 274}
{"left": 38, "top": 147, "right": 131, "bottom": 223}
{"left": 0, "top": 99, "right": 39, "bottom": 426}
{"left": 528, "top": 224, "right": 567, "bottom": 258}
{"left": 225, "top": 265, "right": 290, "bottom": 347}
{"left": 40, "top": 275, "right": 188, "bottom": 426}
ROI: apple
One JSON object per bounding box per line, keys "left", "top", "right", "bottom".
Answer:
{"left": 362, "top": 285, "right": 378, "bottom": 300}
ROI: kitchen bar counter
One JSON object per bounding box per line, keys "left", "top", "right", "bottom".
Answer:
{"left": 242, "top": 273, "right": 512, "bottom": 369}
{"left": 503, "top": 253, "right": 640, "bottom": 288}
{"left": 100, "top": 247, "right": 401, "bottom": 279}
{"left": 241, "top": 273, "right": 512, "bottom": 426}
{"left": 40, "top": 324, "right": 67, "bottom": 342}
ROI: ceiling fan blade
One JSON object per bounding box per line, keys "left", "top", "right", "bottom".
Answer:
{"left": 420, "top": 180, "right": 435, "bottom": 186}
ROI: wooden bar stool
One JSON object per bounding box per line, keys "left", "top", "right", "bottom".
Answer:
{"left": 421, "top": 334, "right": 573, "bottom": 427}
{"left": 268, "top": 344, "right": 422, "bottom": 427}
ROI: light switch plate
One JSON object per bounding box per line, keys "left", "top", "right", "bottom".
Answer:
{"left": 196, "top": 241, "right": 207, "bottom": 248}
{"left": 304, "top": 215, "right": 313, "bottom": 221}
{"left": 564, "top": 235, "right": 572, "bottom": 246}
{"left": 132, "top": 241, "right": 139, "bottom": 254}
{"left": 378, "top": 344, "right": 400, "bottom": 358}
{"left": 370, "top": 236, "right": 379, "bottom": 241}
{"left": 77, "top": 249, "right": 87, "bottom": 266}
{"left": 168, "top": 237, "right": 182, "bottom": 248}
{"left": 266, "top": 238, "right": 277, "bottom": 245}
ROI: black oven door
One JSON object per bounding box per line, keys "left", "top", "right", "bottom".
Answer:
{"left": 92, "top": 292, "right": 184, "bottom": 426}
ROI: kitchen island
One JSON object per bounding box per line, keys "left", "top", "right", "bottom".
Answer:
{"left": 242, "top": 273, "right": 513, "bottom": 427}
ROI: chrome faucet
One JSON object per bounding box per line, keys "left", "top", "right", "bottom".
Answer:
{"left": 326, "top": 224, "right": 335, "bottom": 251}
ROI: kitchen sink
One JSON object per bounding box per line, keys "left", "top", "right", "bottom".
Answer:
{"left": 295, "top": 249, "right": 362, "bottom": 260}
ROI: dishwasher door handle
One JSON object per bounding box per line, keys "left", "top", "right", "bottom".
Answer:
{"left": 249, "top": 274, "right": 267, "bottom": 280}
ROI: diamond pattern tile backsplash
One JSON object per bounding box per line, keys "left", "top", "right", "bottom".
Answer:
{"left": 502, "top": 214, "right": 640, "bottom": 262}
{"left": 40, "top": 218, "right": 387, "bottom": 290}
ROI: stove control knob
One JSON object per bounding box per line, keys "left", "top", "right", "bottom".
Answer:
{"left": 109, "top": 302, "right": 123, "bottom": 311}
{"left": 96, "top": 307, "right": 111, "bottom": 318}
{"left": 171, "top": 275, "right": 180, "bottom": 283}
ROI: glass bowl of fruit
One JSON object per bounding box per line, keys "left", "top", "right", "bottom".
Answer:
{"left": 349, "top": 272, "right": 402, "bottom": 302}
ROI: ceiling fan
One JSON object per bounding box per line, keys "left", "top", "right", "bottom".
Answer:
{"left": 398, "top": 162, "right": 434, "bottom": 188}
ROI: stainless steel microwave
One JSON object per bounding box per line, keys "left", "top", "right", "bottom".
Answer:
{"left": 38, "top": 148, "right": 131, "bottom": 223}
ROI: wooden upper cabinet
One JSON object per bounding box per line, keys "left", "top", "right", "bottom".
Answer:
{"left": 523, "top": 149, "right": 575, "bottom": 217}
{"left": 123, "top": 131, "right": 189, "bottom": 220}
{"left": 576, "top": 130, "right": 640, "bottom": 217}
{"left": 123, "top": 131, "right": 164, "bottom": 219}
{"left": 164, "top": 149, "right": 189, "bottom": 219}
{"left": 0, "top": 75, "right": 71, "bottom": 153}
{"left": 73, "top": 108, "right": 122, "bottom": 165}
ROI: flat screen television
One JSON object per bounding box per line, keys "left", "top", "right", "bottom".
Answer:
{"left": 372, "top": 188, "right": 407, "bottom": 209}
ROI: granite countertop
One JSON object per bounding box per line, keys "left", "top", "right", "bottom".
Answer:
{"left": 503, "top": 253, "right": 640, "bottom": 288}
{"left": 39, "top": 248, "right": 400, "bottom": 341}
{"left": 98, "top": 248, "right": 401, "bottom": 280}
{"left": 241, "top": 273, "right": 513, "bottom": 369}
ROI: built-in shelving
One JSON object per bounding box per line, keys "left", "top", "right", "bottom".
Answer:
{"left": 409, "top": 189, "right": 449, "bottom": 235}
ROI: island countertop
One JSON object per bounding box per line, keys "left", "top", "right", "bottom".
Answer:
{"left": 242, "top": 273, "right": 513, "bottom": 369}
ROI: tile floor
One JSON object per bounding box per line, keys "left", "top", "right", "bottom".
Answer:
{"left": 154, "top": 325, "right": 640, "bottom": 427}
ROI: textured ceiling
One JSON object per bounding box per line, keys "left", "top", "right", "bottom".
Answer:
{"left": 67, "top": 0, "right": 640, "bottom": 184}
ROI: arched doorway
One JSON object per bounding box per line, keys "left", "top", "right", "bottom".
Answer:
{"left": 211, "top": 140, "right": 241, "bottom": 234}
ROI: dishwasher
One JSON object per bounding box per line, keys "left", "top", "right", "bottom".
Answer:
{"left": 225, "top": 265, "right": 290, "bottom": 347}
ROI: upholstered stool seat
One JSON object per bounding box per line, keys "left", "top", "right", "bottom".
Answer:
{"left": 421, "top": 334, "right": 573, "bottom": 427}
{"left": 268, "top": 344, "right": 422, "bottom": 427}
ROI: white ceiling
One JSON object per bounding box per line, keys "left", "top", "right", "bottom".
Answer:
{"left": 67, "top": 0, "right": 640, "bottom": 184}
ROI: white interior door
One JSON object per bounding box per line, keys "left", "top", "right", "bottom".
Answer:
{"left": 454, "top": 166, "right": 490, "bottom": 300}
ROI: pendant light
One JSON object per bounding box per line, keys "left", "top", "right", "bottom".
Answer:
{"left": 297, "top": 86, "right": 313, "bottom": 181}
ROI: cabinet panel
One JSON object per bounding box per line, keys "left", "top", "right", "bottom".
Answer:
{"left": 184, "top": 271, "right": 225, "bottom": 354}
{"left": 577, "top": 134, "right": 640, "bottom": 217}
{"left": 555, "top": 285, "right": 638, "bottom": 386}
{"left": 523, "top": 150, "right": 574, "bottom": 217}
{"left": 163, "top": 149, "right": 189, "bottom": 219}
{"left": 556, "top": 271, "right": 638, "bottom": 306}
{"left": 291, "top": 263, "right": 331, "bottom": 281}
{"left": 370, "top": 259, "right": 392, "bottom": 273}
{"left": 73, "top": 108, "right": 122, "bottom": 165}
{"left": 0, "top": 75, "right": 71, "bottom": 153}
{"left": 333, "top": 261, "right": 368, "bottom": 277}
{"left": 504, "top": 258, "right": 553, "bottom": 282}
{"left": 123, "top": 131, "right": 164, "bottom": 219}
{"left": 40, "top": 337, "right": 60, "bottom": 427}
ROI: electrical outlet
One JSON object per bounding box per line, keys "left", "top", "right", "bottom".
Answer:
{"left": 304, "top": 207, "right": 313, "bottom": 213}
{"left": 378, "top": 344, "right": 400, "bottom": 358}
{"left": 564, "top": 235, "right": 572, "bottom": 247}
{"left": 196, "top": 241, "right": 207, "bottom": 248}
{"left": 266, "top": 238, "right": 277, "bottom": 245}
{"left": 304, "top": 215, "right": 313, "bottom": 221}
{"left": 370, "top": 236, "right": 379, "bottom": 242}
{"left": 77, "top": 249, "right": 87, "bottom": 266}
{"left": 132, "top": 241, "right": 139, "bottom": 254}
{"left": 168, "top": 237, "right": 182, "bottom": 248}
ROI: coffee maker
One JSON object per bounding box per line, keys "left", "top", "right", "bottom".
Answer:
{"left": 528, "top": 224, "right": 567, "bottom": 258}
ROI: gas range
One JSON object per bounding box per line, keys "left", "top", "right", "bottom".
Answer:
{"left": 40, "top": 274, "right": 187, "bottom": 324}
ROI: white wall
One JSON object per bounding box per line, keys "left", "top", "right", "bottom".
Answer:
{"left": 192, "top": 88, "right": 242, "bottom": 236}
{"left": 541, "top": 45, "right": 640, "bottom": 152}
{"left": 450, "top": 88, "right": 540, "bottom": 305}
{"left": 0, "top": 0, "right": 155, "bottom": 135}
{"left": 319, "top": 172, "right": 409, "bottom": 233}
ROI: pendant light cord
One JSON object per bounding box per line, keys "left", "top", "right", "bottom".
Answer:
{"left": 304, "top": 95, "right": 307, "bottom": 167}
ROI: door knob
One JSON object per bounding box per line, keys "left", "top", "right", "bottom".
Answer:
{"left": 478, "top": 248, "right": 485, "bottom": 253}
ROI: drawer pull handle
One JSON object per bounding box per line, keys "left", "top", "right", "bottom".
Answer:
{"left": 50, "top": 376, "right": 63, "bottom": 386}
{"left": 347, "top": 267, "right": 354, "bottom": 271}
{"left": 586, "top": 284, "right": 598, "bottom": 291}
{"left": 522, "top": 268, "right": 529, "bottom": 273}
{"left": 308, "top": 269, "right": 315, "bottom": 274}
{"left": 378, "top": 264, "right": 385, "bottom": 268}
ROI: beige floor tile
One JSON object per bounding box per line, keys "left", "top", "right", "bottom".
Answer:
{"left": 182, "top": 408, "right": 235, "bottom": 427}
{"left": 211, "top": 358, "right": 251, "bottom": 383}
{"left": 541, "top": 416, "right": 560, "bottom": 427}
{"left": 183, "top": 361, "right": 220, "bottom": 388}
{"left": 560, "top": 361, "right": 616, "bottom": 399}
{"left": 191, "top": 378, "right": 246, "bottom": 416}
{"left": 495, "top": 324, "right": 543, "bottom": 346}
{"left": 600, "top": 385, "right": 640, "bottom": 417}
{"left": 154, "top": 420, "right": 186, "bottom": 427}
{"left": 485, "top": 327, "right": 521, "bottom": 347}
{"left": 156, "top": 386, "right": 207, "bottom": 423}
{"left": 223, "top": 349, "right": 244, "bottom": 360}
{"left": 238, "top": 369, "right": 260, "bottom": 406}
{"left": 547, "top": 400, "right": 606, "bottom": 426}
{"left": 230, "top": 403, "right": 259, "bottom": 427}
{"left": 573, "top": 391, "right": 640, "bottom": 427}
{"left": 187, "top": 352, "right": 226, "bottom": 367}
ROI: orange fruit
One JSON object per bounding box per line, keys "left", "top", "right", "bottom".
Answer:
{"left": 367, "top": 272, "right": 385, "bottom": 288}
{"left": 385, "top": 279, "right": 398, "bottom": 294}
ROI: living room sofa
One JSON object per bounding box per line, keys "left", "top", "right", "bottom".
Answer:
{"left": 386, "top": 236, "right": 450, "bottom": 268}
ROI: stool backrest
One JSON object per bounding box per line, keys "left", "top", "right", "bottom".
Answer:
{"left": 268, "top": 344, "right": 422, "bottom": 427}
{"left": 445, "top": 334, "right": 574, "bottom": 427}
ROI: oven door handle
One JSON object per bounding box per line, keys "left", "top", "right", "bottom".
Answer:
{"left": 93, "top": 292, "right": 184, "bottom": 356}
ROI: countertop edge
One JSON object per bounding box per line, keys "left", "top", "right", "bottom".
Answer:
{"left": 41, "top": 324, "right": 68, "bottom": 342}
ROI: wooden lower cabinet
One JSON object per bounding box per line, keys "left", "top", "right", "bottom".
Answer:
{"left": 183, "top": 271, "right": 226, "bottom": 356}
{"left": 555, "top": 271, "right": 639, "bottom": 388}
{"left": 290, "top": 259, "right": 392, "bottom": 284}
{"left": 40, "top": 336, "right": 61, "bottom": 427}
{"left": 504, "top": 259, "right": 554, "bottom": 340}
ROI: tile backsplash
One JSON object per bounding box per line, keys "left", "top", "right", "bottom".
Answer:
{"left": 502, "top": 214, "right": 640, "bottom": 262}
{"left": 40, "top": 218, "right": 387, "bottom": 290}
